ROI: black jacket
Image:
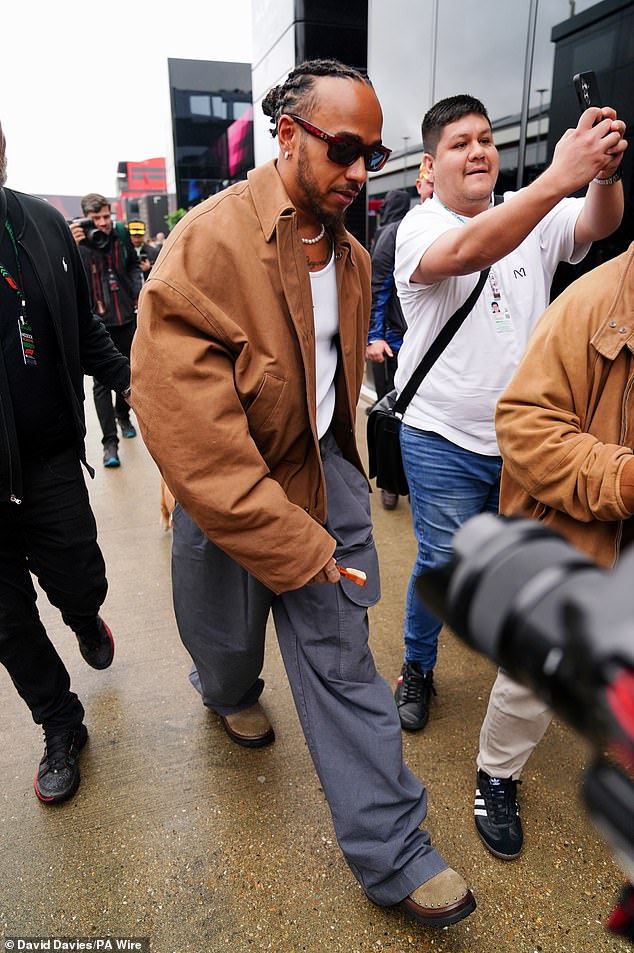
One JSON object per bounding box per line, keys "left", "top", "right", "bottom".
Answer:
{"left": 136, "top": 241, "right": 160, "bottom": 282}
{"left": 78, "top": 224, "right": 142, "bottom": 327}
{"left": 368, "top": 190, "right": 411, "bottom": 347}
{"left": 0, "top": 187, "right": 130, "bottom": 502}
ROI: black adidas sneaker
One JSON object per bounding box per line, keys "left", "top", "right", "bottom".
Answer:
{"left": 474, "top": 769, "right": 523, "bottom": 859}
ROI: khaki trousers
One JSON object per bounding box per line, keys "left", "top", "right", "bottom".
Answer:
{"left": 477, "top": 668, "right": 553, "bottom": 780}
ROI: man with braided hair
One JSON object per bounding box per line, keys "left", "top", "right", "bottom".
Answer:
{"left": 132, "top": 59, "right": 476, "bottom": 928}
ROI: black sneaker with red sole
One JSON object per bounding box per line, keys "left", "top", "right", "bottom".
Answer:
{"left": 75, "top": 616, "right": 115, "bottom": 670}
{"left": 34, "top": 723, "right": 88, "bottom": 804}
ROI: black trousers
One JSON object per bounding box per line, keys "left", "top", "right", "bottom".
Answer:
{"left": 0, "top": 448, "right": 107, "bottom": 728}
{"left": 93, "top": 319, "right": 136, "bottom": 444}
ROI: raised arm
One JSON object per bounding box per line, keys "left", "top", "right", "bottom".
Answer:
{"left": 415, "top": 108, "right": 626, "bottom": 284}
{"left": 573, "top": 107, "right": 626, "bottom": 243}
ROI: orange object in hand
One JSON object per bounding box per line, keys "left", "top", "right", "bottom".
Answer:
{"left": 336, "top": 565, "right": 367, "bottom": 586}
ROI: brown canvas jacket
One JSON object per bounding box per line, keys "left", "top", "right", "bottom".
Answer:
{"left": 496, "top": 242, "right": 634, "bottom": 569}
{"left": 131, "top": 160, "right": 371, "bottom": 593}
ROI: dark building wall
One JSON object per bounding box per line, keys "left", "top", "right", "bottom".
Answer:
{"left": 126, "top": 194, "right": 169, "bottom": 239}
{"left": 548, "top": 0, "right": 634, "bottom": 293}
{"left": 168, "top": 58, "right": 254, "bottom": 211}
{"left": 292, "top": 0, "right": 369, "bottom": 245}
{"left": 294, "top": 0, "right": 368, "bottom": 71}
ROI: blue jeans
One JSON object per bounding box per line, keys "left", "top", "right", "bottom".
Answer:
{"left": 399, "top": 424, "right": 502, "bottom": 672}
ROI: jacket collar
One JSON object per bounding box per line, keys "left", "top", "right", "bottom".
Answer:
{"left": 247, "top": 159, "right": 352, "bottom": 251}
{"left": 2, "top": 186, "right": 25, "bottom": 238}
{"left": 3, "top": 187, "right": 63, "bottom": 333}
{"left": 591, "top": 242, "right": 634, "bottom": 360}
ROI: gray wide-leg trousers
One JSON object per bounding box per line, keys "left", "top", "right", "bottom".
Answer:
{"left": 171, "top": 431, "right": 446, "bottom": 905}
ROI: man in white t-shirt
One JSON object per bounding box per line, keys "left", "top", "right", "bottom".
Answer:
{"left": 392, "top": 93, "right": 626, "bottom": 737}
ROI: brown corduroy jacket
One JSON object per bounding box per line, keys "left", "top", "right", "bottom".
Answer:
{"left": 496, "top": 242, "right": 634, "bottom": 569}
{"left": 131, "top": 160, "right": 371, "bottom": 593}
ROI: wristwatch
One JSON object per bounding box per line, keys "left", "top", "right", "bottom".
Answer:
{"left": 593, "top": 167, "right": 623, "bottom": 185}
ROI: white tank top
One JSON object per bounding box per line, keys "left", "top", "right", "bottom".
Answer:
{"left": 308, "top": 250, "right": 338, "bottom": 438}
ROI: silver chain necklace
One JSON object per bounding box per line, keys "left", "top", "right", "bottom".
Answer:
{"left": 301, "top": 223, "right": 326, "bottom": 245}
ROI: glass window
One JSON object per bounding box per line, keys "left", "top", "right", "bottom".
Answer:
{"left": 190, "top": 95, "right": 211, "bottom": 117}
{"left": 233, "top": 101, "right": 252, "bottom": 120}
{"left": 211, "top": 96, "right": 228, "bottom": 119}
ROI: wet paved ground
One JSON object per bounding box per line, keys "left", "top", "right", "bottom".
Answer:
{"left": 0, "top": 394, "right": 629, "bottom": 953}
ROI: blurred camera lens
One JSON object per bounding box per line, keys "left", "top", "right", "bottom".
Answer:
{"left": 415, "top": 513, "right": 599, "bottom": 713}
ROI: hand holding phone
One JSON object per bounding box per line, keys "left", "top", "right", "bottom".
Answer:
{"left": 551, "top": 70, "right": 626, "bottom": 191}
{"left": 573, "top": 70, "right": 601, "bottom": 113}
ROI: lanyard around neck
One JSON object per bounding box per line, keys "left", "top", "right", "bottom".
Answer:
{"left": 438, "top": 199, "right": 466, "bottom": 224}
{"left": 438, "top": 195, "right": 502, "bottom": 297}
{"left": 0, "top": 219, "right": 26, "bottom": 321}
{"left": 0, "top": 215, "right": 36, "bottom": 366}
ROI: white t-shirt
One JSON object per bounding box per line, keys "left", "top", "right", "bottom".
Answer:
{"left": 394, "top": 191, "right": 589, "bottom": 454}
{"left": 309, "top": 250, "right": 338, "bottom": 439}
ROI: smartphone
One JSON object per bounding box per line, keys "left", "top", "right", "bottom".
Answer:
{"left": 573, "top": 70, "right": 602, "bottom": 112}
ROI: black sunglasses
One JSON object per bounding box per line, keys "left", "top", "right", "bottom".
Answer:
{"left": 289, "top": 114, "right": 392, "bottom": 172}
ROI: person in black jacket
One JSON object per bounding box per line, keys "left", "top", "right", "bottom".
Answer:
{"left": 70, "top": 194, "right": 141, "bottom": 468}
{"left": 0, "top": 122, "right": 131, "bottom": 803}
{"left": 127, "top": 220, "right": 159, "bottom": 282}
{"left": 366, "top": 189, "right": 411, "bottom": 509}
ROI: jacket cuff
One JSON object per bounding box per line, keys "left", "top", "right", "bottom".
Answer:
{"left": 618, "top": 457, "right": 634, "bottom": 513}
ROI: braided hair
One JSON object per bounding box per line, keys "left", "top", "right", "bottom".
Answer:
{"left": 262, "top": 59, "right": 373, "bottom": 138}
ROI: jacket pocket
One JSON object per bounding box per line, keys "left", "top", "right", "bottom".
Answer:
{"left": 534, "top": 502, "right": 550, "bottom": 522}
{"left": 245, "top": 373, "right": 287, "bottom": 436}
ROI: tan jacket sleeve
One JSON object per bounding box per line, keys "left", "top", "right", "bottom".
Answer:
{"left": 495, "top": 293, "right": 634, "bottom": 524}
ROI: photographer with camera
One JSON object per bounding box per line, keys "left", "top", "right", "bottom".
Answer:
{"left": 471, "top": 240, "right": 634, "bottom": 863}
{"left": 70, "top": 194, "right": 142, "bottom": 468}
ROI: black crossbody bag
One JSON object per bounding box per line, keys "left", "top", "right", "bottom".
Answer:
{"left": 366, "top": 267, "right": 491, "bottom": 496}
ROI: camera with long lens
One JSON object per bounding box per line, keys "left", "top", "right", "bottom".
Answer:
{"left": 69, "top": 217, "right": 109, "bottom": 250}
{"left": 416, "top": 513, "right": 634, "bottom": 940}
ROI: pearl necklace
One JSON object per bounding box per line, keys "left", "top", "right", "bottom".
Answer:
{"left": 301, "top": 223, "right": 326, "bottom": 245}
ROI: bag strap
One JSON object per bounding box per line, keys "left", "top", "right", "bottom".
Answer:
{"left": 393, "top": 266, "right": 490, "bottom": 415}
{"left": 393, "top": 193, "right": 504, "bottom": 416}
